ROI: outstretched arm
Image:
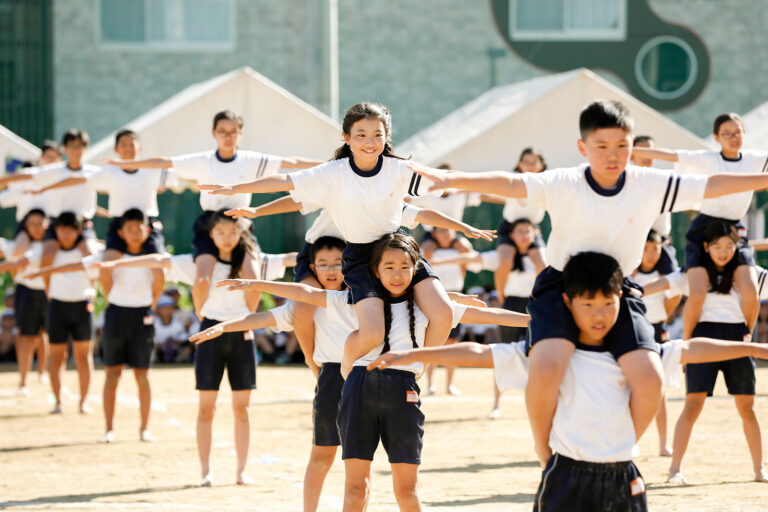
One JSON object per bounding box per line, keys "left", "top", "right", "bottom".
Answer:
{"left": 280, "top": 156, "right": 325, "bottom": 169}
{"left": 631, "top": 147, "right": 679, "bottom": 162}
{"left": 0, "top": 174, "right": 33, "bottom": 188}
{"left": 680, "top": 337, "right": 768, "bottom": 364}
{"left": 103, "top": 157, "right": 173, "bottom": 170}
{"left": 96, "top": 254, "right": 171, "bottom": 270}
{"left": 198, "top": 174, "right": 294, "bottom": 196}
{"left": 414, "top": 208, "right": 496, "bottom": 241}
{"left": 641, "top": 276, "right": 671, "bottom": 296}
{"left": 704, "top": 174, "right": 768, "bottom": 198}
{"left": 26, "top": 261, "right": 86, "bottom": 279}
{"left": 460, "top": 305, "right": 530, "bottom": 327}
{"left": 0, "top": 258, "right": 29, "bottom": 274}
{"left": 367, "top": 342, "right": 493, "bottom": 371}
{"left": 188, "top": 311, "right": 278, "bottom": 344}
{"left": 408, "top": 162, "right": 527, "bottom": 198}
{"left": 431, "top": 252, "right": 481, "bottom": 266}
{"left": 217, "top": 279, "right": 327, "bottom": 307}
{"left": 27, "top": 176, "right": 86, "bottom": 195}
{"left": 225, "top": 195, "right": 303, "bottom": 219}
{"left": 750, "top": 238, "right": 768, "bottom": 252}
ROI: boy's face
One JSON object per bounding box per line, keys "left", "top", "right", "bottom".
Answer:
{"left": 25, "top": 213, "right": 48, "bottom": 241}
{"left": 117, "top": 219, "right": 149, "bottom": 250}
{"left": 563, "top": 290, "right": 621, "bottom": 344}
{"left": 63, "top": 140, "right": 87, "bottom": 165}
{"left": 115, "top": 135, "right": 140, "bottom": 160}
{"left": 630, "top": 139, "right": 654, "bottom": 167}
{"left": 39, "top": 148, "right": 62, "bottom": 166}
{"left": 310, "top": 247, "right": 344, "bottom": 291}
{"left": 212, "top": 119, "right": 242, "bottom": 153}
{"left": 54, "top": 225, "right": 80, "bottom": 250}
{"left": 640, "top": 240, "right": 662, "bottom": 270}
{"left": 577, "top": 127, "right": 632, "bottom": 183}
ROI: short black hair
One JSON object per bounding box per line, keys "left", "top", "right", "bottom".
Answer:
{"left": 25, "top": 208, "right": 46, "bottom": 219}
{"left": 114, "top": 129, "right": 138, "bottom": 147}
{"left": 119, "top": 208, "right": 148, "bottom": 228}
{"left": 53, "top": 211, "right": 83, "bottom": 231}
{"left": 61, "top": 129, "right": 90, "bottom": 147}
{"left": 41, "top": 139, "right": 61, "bottom": 154}
{"left": 579, "top": 100, "right": 634, "bottom": 140}
{"left": 633, "top": 135, "right": 654, "bottom": 145}
{"left": 212, "top": 110, "right": 244, "bottom": 131}
{"left": 646, "top": 229, "right": 662, "bottom": 243}
{"left": 563, "top": 252, "right": 623, "bottom": 300}
{"left": 713, "top": 112, "right": 744, "bottom": 135}
{"left": 310, "top": 236, "right": 346, "bottom": 263}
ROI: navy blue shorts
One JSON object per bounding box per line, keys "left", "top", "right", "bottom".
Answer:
{"left": 337, "top": 366, "right": 424, "bottom": 464}
{"left": 101, "top": 304, "right": 155, "bottom": 368}
{"left": 105, "top": 217, "right": 166, "bottom": 255}
{"left": 47, "top": 299, "right": 92, "bottom": 344}
{"left": 652, "top": 322, "right": 670, "bottom": 344}
{"left": 194, "top": 318, "right": 256, "bottom": 391}
{"left": 342, "top": 231, "right": 438, "bottom": 304}
{"left": 686, "top": 322, "right": 755, "bottom": 396}
{"left": 535, "top": 453, "right": 647, "bottom": 512}
{"left": 656, "top": 242, "right": 679, "bottom": 275}
{"left": 500, "top": 295, "right": 528, "bottom": 343}
{"left": 526, "top": 267, "right": 657, "bottom": 359}
{"left": 448, "top": 324, "right": 463, "bottom": 340}
{"left": 684, "top": 214, "right": 755, "bottom": 270}
{"left": 294, "top": 241, "right": 314, "bottom": 283}
{"left": 14, "top": 284, "right": 47, "bottom": 336}
{"left": 313, "top": 362, "right": 344, "bottom": 446}
{"left": 497, "top": 219, "right": 545, "bottom": 249}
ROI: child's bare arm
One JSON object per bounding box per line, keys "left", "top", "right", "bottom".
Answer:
{"left": 431, "top": 251, "right": 482, "bottom": 267}
{"left": 0, "top": 258, "right": 29, "bottom": 273}
{"left": 217, "top": 279, "right": 327, "bottom": 307}
{"left": 225, "top": 195, "right": 302, "bottom": 219}
{"left": 367, "top": 342, "right": 493, "bottom": 371}
{"left": 279, "top": 156, "right": 325, "bottom": 169}
{"left": 27, "top": 176, "right": 87, "bottom": 195}
{"left": 104, "top": 157, "right": 172, "bottom": 170}
{"left": 631, "top": 147, "right": 679, "bottom": 162}
{"left": 704, "top": 173, "right": 768, "bottom": 198}
{"left": 749, "top": 238, "right": 768, "bottom": 252}
{"left": 198, "top": 174, "right": 294, "bottom": 195}
{"left": 408, "top": 163, "right": 527, "bottom": 198}
{"left": 97, "top": 254, "right": 171, "bottom": 270}
{"left": 27, "top": 261, "right": 86, "bottom": 279}
{"left": 189, "top": 312, "right": 277, "bottom": 344}
{"left": 460, "top": 305, "right": 530, "bottom": 327}
{"left": 414, "top": 208, "right": 496, "bottom": 241}
{"left": 642, "top": 276, "right": 672, "bottom": 296}
{"left": 679, "top": 337, "right": 768, "bottom": 364}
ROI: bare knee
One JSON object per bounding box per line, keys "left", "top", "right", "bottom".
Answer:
{"left": 198, "top": 404, "right": 216, "bottom": 422}
{"left": 232, "top": 402, "right": 250, "bottom": 421}
{"left": 393, "top": 481, "right": 419, "bottom": 503}
{"left": 105, "top": 368, "right": 122, "bottom": 387}
{"left": 735, "top": 396, "right": 757, "bottom": 419}
{"left": 358, "top": 323, "right": 385, "bottom": 347}
{"left": 309, "top": 450, "right": 335, "bottom": 472}
{"left": 346, "top": 478, "right": 370, "bottom": 503}
{"left": 133, "top": 370, "right": 150, "bottom": 387}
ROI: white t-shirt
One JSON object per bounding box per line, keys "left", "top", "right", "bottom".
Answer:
{"left": 39, "top": 246, "right": 99, "bottom": 302}
{"left": 289, "top": 156, "right": 437, "bottom": 244}
{"left": 430, "top": 247, "right": 465, "bottom": 292}
{"left": 32, "top": 163, "right": 100, "bottom": 218}
{"left": 757, "top": 266, "right": 768, "bottom": 300}
{"left": 270, "top": 289, "right": 356, "bottom": 365}
{"left": 16, "top": 241, "right": 45, "bottom": 290}
{"left": 165, "top": 252, "right": 288, "bottom": 322}
{"left": 476, "top": 250, "right": 536, "bottom": 298}
{"left": 676, "top": 150, "right": 768, "bottom": 221}
{"left": 1, "top": 167, "right": 51, "bottom": 221}
{"left": 521, "top": 164, "right": 707, "bottom": 275}
{"left": 303, "top": 203, "right": 421, "bottom": 243}
{"left": 651, "top": 213, "right": 672, "bottom": 237}
{"left": 491, "top": 339, "right": 683, "bottom": 462}
{"left": 502, "top": 197, "right": 546, "bottom": 225}
{"left": 153, "top": 317, "right": 188, "bottom": 346}
{"left": 409, "top": 192, "right": 480, "bottom": 231}
{"left": 171, "top": 150, "right": 282, "bottom": 211}
{"left": 666, "top": 271, "right": 745, "bottom": 323}
{"left": 88, "top": 166, "right": 173, "bottom": 217}
{"left": 97, "top": 253, "right": 158, "bottom": 308}
{"left": 633, "top": 269, "right": 670, "bottom": 324}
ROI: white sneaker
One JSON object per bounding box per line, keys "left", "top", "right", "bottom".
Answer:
{"left": 15, "top": 387, "right": 30, "bottom": 397}
{"left": 39, "top": 373, "right": 49, "bottom": 385}
{"left": 236, "top": 472, "right": 255, "bottom": 485}
{"left": 140, "top": 430, "right": 157, "bottom": 442}
{"left": 79, "top": 403, "right": 93, "bottom": 415}
{"left": 446, "top": 385, "right": 462, "bottom": 396}
{"left": 98, "top": 431, "right": 116, "bottom": 443}
{"left": 50, "top": 403, "right": 62, "bottom": 414}
{"left": 487, "top": 408, "right": 501, "bottom": 420}
{"left": 197, "top": 473, "right": 213, "bottom": 487}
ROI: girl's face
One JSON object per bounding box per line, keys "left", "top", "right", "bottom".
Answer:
{"left": 510, "top": 222, "right": 536, "bottom": 251}
{"left": 343, "top": 117, "right": 386, "bottom": 164}
{"left": 640, "top": 240, "right": 662, "bottom": 270}
{"left": 714, "top": 120, "right": 744, "bottom": 154}
{"left": 431, "top": 227, "right": 455, "bottom": 248}
{"left": 54, "top": 225, "right": 81, "bottom": 250}
{"left": 24, "top": 214, "right": 48, "bottom": 241}
{"left": 704, "top": 235, "right": 737, "bottom": 268}
{"left": 518, "top": 153, "right": 544, "bottom": 173}
{"left": 212, "top": 118, "right": 242, "bottom": 153}
{"left": 374, "top": 247, "right": 416, "bottom": 297}
{"left": 210, "top": 220, "right": 241, "bottom": 255}
{"left": 115, "top": 135, "right": 140, "bottom": 160}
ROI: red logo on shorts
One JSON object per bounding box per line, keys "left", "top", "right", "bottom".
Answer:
{"left": 630, "top": 477, "right": 646, "bottom": 496}
{"left": 406, "top": 390, "right": 418, "bottom": 403}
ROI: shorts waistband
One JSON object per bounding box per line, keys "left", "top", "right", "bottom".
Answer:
{"left": 351, "top": 366, "right": 416, "bottom": 378}
{"left": 321, "top": 362, "right": 341, "bottom": 369}
{"left": 553, "top": 453, "right": 633, "bottom": 471}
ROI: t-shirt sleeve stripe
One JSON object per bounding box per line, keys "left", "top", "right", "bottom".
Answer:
{"left": 758, "top": 268, "right": 767, "bottom": 297}
{"left": 260, "top": 253, "right": 269, "bottom": 280}
{"left": 660, "top": 175, "right": 673, "bottom": 214}
{"left": 666, "top": 176, "right": 681, "bottom": 213}
{"left": 408, "top": 173, "right": 423, "bottom": 197}
{"left": 256, "top": 154, "right": 267, "bottom": 178}
{"left": 761, "top": 156, "right": 768, "bottom": 174}
{"left": 408, "top": 172, "right": 418, "bottom": 196}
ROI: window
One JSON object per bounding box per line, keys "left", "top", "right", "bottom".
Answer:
{"left": 509, "top": 0, "right": 626, "bottom": 41}
{"left": 99, "top": 0, "right": 234, "bottom": 50}
{"left": 634, "top": 36, "right": 698, "bottom": 100}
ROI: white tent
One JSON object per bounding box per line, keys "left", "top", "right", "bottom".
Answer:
{"left": 397, "top": 68, "right": 712, "bottom": 171}
{"left": 1, "top": 124, "right": 40, "bottom": 168}
{"left": 86, "top": 66, "right": 340, "bottom": 163}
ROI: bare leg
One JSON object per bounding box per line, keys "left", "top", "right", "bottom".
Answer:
{"left": 343, "top": 298, "right": 385, "bottom": 375}
{"left": 295, "top": 275, "right": 322, "bottom": 377}
{"left": 424, "top": 364, "right": 436, "bottom": 395}
{"left": 36, "top": 331, "right": 49, "bottom": 379}
{"left": 494, "top": 244, "right": 514, "bottom": 300}
{"left": 102, "top": 365, "right": 122, "bottom": 432}
{"left": 197, "top": 390, "right": 218, "bottom": 485}
{"left": 443, "top": 337, "right": 459, "bottom": 394}
{"left": 734, "top": 265, "right": 759, "bottom": 333}
{"left": 682, "top": 267, "right": 708, "bottom": 339}
{"left": 303, "top": 445, "right": 337, "bottom": 512}
{"left": 48, "top": 343, "right": 67, "bottom": 410}
{"left": 133, "top": 368, "right": 151, "bottom": 433}
{"left": 733, "top": 394, "right": 768, "bottom": 482}
{"left": 656, "top": 391, "right": 672, "bottom": 456}
{"left": 618, "top": 349, "right": 664, "bottom": 441}
{"left": 413, "top": 278, "right": 453, "bottom": 349}
{"left": 15, "top": 335, "right": 36, "bottom": 390}
{"left": 668, "top": 392, "right": 707, "bottom": 484}
{"left": 72, "top": 340, "right": 93, "bottom": 413}
{"left": 343, "top": 459, "right": 372, "bottom": 512}
{"left": 193, "top": 255, "right": 216, "bottom": 317}
{"left": 489, "top": 380, "right": 502, "bottom": 419}
{"left": 391, "top": 463, "right": 422, "bottom": 512}
{"left": 232, "top": 389, "right": 252, "bottom": 484}
{"left": 526, "top": 338, "right": 574, "bottom": 466}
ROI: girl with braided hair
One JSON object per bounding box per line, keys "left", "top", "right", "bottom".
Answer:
{"left": 214, "top": 231, "right": 529, "bottom": 511}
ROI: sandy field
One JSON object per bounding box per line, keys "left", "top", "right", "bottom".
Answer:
{"left": 1, "top": 362, "right": 767, "bottom": 511}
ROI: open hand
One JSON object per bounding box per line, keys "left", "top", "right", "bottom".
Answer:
{"left": 198, "top": 184, "right": 237, "bottom": 195}
{"left": 462, "top": 226, "right": 497, "bottom": 241}
{"left": 215, "top": 278, "right": 259, "bottom": 291}
{"left": 189, "top": 325, "right": 224, "bottom": 344}
{"left": 407, "top": 162, "right": 454, "bottom": 193}
{"left": 225, "top": 208, "right": 257, "bottom": 219}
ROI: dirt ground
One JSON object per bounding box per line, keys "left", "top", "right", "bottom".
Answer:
{"left": 1, "top": 362, "right": 767, "bottom": 511}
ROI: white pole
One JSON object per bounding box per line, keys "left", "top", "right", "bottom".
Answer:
{"left": 329, "top": 0, "right": 339, "bottom": 121}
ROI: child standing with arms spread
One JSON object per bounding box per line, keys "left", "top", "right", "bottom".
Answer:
{"left": 201, "top": 103, "right": 455, "bottom": 379}
{"left": 409, "top": 100, "right": 768, "bottom": 466}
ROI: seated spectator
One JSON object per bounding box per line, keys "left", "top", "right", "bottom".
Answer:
{"left": 0, "top": 309, "right": 18, "bottom": 362}
{"left": 153, "top": 294, "right": 192, "bottom": 363}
